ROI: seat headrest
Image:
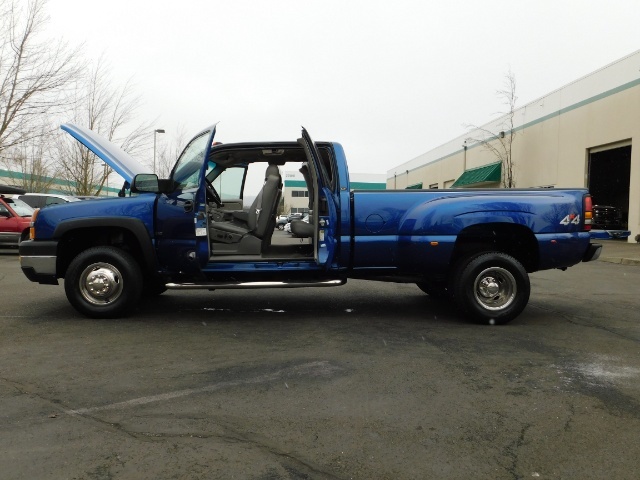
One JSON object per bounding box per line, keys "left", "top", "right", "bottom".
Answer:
{"left": 266, "top": 164, "right": 280, "bottom": 178}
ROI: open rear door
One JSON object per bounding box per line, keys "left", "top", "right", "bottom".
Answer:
{"left": 298, "top": 128, "right": 338, "bottom": 269}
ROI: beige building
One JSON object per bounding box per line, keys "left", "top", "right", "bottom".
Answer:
{"left": 284, "top": 170, "right": 386, "bottom": 214}
{"left": 387, "top": 50, "right": 640, "bottom": 242}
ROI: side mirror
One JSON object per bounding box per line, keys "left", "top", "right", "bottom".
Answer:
{"left": 131, "top": 174, "right": 160, "bottom": 193}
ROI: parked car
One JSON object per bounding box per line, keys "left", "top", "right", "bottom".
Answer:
{"left": 17, "top": 193, "right": 83, "bottom": 209}
{"left": 74, "top": 195, "right": 105, "bottom": 201}
{"left": 275, "top": 215, "right": 288, "bottom": 230}
{"left": 592, "top": 205, "right": 624, "bottom": 230}
{"left": 0, "top": 189, "right": 34, "bottom": 247}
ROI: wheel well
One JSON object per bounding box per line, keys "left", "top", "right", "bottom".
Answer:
{"left": 451, "top": 223, "right": 539, "bottom": 272}
{"left": 56, "top": 227, "right": 148, "bottom": 278}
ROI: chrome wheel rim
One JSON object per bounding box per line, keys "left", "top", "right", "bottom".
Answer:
{"left": 79, "top": 262, "right": 124, "bottom": 305}
{"left": 473, "top": 267, "right": 516, "bottom": 311}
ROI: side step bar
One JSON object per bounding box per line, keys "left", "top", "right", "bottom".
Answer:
{"left": 166, "top": 278, "right": 346, "bottom": 290}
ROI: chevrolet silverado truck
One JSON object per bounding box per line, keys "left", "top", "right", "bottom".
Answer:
{"left": 19, "top": 124, "right": 601, "bottom": 324}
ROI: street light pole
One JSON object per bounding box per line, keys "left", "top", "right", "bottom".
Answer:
{"left": 153, "top": 128, "right": 165, "bottom": 173}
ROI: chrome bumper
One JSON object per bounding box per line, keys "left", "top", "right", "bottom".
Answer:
{"left": 20, "top": 255, "right": 57, "bottom": 275}
{"left": 19, "top": 240, "right": 59, "bottom": 284}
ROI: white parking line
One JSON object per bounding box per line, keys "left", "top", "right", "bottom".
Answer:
{"left": 65, "top": 360, "right": 339, "bottom": 416}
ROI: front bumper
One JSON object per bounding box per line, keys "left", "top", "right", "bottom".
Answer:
{"left": 583, "top": 243, "right": 602, "bottom": 262}
{"left": 19, "top": 240, "right": 59, "bottom": 284}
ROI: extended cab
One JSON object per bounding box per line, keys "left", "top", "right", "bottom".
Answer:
{"left": 19, "top": 124, "right": 601, "bottom": 324}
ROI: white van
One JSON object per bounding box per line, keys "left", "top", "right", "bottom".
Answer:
{"left": 16, "top": 193, "right": 82, "bottom": 209}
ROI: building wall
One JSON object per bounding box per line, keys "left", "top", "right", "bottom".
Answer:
{"left": 283, "top": 170, "right": 386, "bottom": 214}
{"left": 387, "top": 50, "right": 640, "bottom": 242}
{"left": 0, "top": 168, "right": 121, "bottom": 196}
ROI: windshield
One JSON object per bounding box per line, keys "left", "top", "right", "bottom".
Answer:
{"left": 4, "top": 198, "right": 34, "bottom": 217}
{"left": 171, "top": 131, "right": 212, "bottom": 190}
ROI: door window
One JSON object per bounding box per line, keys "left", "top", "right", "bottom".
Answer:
{"left": 46, "top": 197, "right": 65, "bottom": 206}
{"left": 211, "top": 166, "right": 246, "bottom": 201}
{"left": 172, "top": 132, "right": 211, "bottom": 190}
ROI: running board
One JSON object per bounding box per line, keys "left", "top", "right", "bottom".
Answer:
{"left": 165, "top": 278, "right": 346, "bottom": 290}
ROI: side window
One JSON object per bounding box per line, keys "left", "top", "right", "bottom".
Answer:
{"left": 19, "top": 196, "right": 40, "bottom": 208}
{"left": 172, "top": 132, "right": 210, "bottom": 191}
{"left": 46, "top": 197, "right": 65, "bottom": 206}
{"left": 212, "top": 166, "right": 246, "bottom": 201}
{"left": 0, "top": 204, "right": 9, "bottom": 216}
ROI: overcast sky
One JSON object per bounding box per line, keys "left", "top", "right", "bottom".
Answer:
{"left": 45, "top": 0, "right": 640, "bottom": 179}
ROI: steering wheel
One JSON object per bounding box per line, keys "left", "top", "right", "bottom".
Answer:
{"left": 205, "top": 179, "right": 222, "bottom": 207}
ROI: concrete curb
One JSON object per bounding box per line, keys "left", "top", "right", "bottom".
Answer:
{"left": 595, "top": 240, "right": 640, "bottom": 267}
{"left": 598, "top": 257, "right": 640, "bottom": 266}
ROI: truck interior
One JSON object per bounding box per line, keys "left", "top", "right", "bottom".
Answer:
{"left": 203, "top": 141, "right": 333, "bottom": 262}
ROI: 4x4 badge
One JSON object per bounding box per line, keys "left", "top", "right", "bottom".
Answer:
{"left": 559, "top": 214, "right": 580, "bottom": 225}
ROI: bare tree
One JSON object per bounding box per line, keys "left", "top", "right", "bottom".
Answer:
{"left": 0, "top": 0, "right": 80, "bottom": 158}
{"left": 465, "top": 70, "right": 518, "bottom": 188}
{"left": 1, "top": 127, "right": 58, "bottom": 191}
{"left": 154, "top": 126, "right": 188, "bottom": 179}
{"left": 278, "top": 199, "right": 288, "bottom": 216}
{"left": 56, "top": 57, "right": 152, "bottom": 195}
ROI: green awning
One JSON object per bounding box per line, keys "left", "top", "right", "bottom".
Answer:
{"left": 350, "top": 182, "right": 386, "bottom": 190}
{"left": 406, "top": 182, "right": 422, "bottom": 189}
{"left": 452, "top": 162, "right": 502, "bottom": 187}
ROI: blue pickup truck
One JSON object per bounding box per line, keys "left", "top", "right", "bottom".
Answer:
{"left": 19, "top": 124, "right": 601, "bottom": 324}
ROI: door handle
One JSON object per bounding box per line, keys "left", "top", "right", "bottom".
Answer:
{"left": 183, "top": 200, "right": 194, "bottom": 212}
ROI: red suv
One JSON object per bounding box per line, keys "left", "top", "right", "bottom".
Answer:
{"left": 0, "top": 186, "right": 34, "bottom": 247}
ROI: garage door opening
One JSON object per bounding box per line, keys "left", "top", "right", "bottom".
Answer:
{"left": 588, "top": 144, "right": 631, "bottom": 229}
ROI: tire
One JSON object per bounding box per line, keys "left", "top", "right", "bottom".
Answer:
{"left": 451, "top": 252, "right": 530, "bottom": 325}
{"left": 64, "top": 246, "right": 143, "bottom": 318}
{"left": 277, "top": 224, "right": 285, "bottom": 230}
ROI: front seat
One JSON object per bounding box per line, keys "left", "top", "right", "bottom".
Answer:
{"left": 210, "top": 164, "right": 282, "bottom": 254}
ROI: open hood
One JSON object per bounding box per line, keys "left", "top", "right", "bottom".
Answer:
{"left": 61, "top": 123, "right": 147, "bottom": 183}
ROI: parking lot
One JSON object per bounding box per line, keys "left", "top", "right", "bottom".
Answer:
{"left": 1, "top": 241, "right": 639, "bottom": 479}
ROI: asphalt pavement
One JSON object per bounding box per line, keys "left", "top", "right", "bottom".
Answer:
{"left": 1, "top": 239, "right": 639, "bottom": 479}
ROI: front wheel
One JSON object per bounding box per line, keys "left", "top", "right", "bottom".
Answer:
{"left": 64, "top": 246, "right": 143, "bottom": 318}
{"left": 451, "top": 252, "right": 530, "bottom": 325}
{"left": 277, "top": 224, "right": 285, "bottom": 230}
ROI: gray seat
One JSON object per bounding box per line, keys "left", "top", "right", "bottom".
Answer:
{"left": 290, "top": 215, "right": 313, "bottom": 238}
{"left": 210, "top": 164, "right": 282, "bottom": 253}
{"left": 290, "top": 163, "right": 314, "bottom": 238}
